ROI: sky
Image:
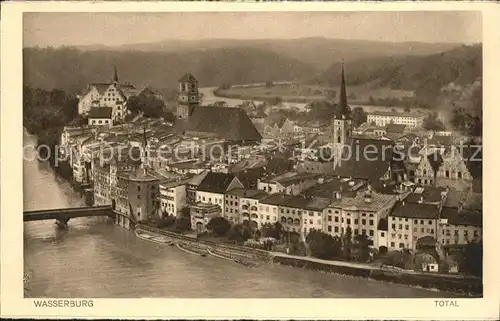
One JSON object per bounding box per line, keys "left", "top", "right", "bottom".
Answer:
{"left": 23, "top": 11, "right": 482, "bottom": 47}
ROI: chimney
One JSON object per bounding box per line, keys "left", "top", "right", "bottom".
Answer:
{"left": 318, "top": 177, "right": 324, "bottom": 184}
{"left": 418, "top": 196, "right": 424, "bottom": 204}
{"left": 335, "top": 192, "right": 341, "bottom": 200}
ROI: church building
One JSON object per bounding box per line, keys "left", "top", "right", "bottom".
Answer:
{"left": 175, "top": 73, "right": 262, "bottom": 145}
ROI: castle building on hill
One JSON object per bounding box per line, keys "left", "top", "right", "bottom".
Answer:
{"left": 77, "top": 66, "right": 137, "bottom": 122}
{"left": 175, "top": 73, "right": 262, "bottom": 145}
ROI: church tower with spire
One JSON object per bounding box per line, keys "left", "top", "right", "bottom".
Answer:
{"left": 333, "top": 61, "right": 353, "bottom": 146}
{"left": 112, "top": 65, "right": 119, "bottom": 84}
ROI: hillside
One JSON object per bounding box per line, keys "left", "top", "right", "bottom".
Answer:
{"left": 314, "top": 44, "right": 482, "bottom": 105}
{"left": 23, "top": 46, "right": 316, "bottom": 95}
{"left": 75, "top": 37, "right": 460, "bottom": 71}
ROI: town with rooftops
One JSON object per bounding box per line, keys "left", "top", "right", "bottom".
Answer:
{"left": 22, "top": 12, "right": 484, "bottom": 298}
{"left": 44, "top": 63, "right": 483, "bottom": 283}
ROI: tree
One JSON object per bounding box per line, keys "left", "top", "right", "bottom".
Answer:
{"left": 228, "top": 223, "right": 251, "bottom": 244}
{"left": 404, "top": 106, "right": 411, "bottom": 113}
{"left": 326, "top": 90, "right": 337, "bottom": 100}
{"left": 423, "top": 112, "right": 446, "bottom": 131}
{"left": 273, "top": 222, "right": 283, "bottom": 240}
{"left": 260, "top": 223, "right": 277, "bottom": 238}
{"left": 463, "top": 240, "right": 482, "bottom": 276}
{"left": 206, "top": 217, "right": 231, "bottom": 236}
{"left": 342, "top": 226, "right": 353, "bottom": 260}
{"left": 265, "top": 81, "right": 274, "bottom": 88}
{"left": 348, "top": 92, "right": 357, "bottom": 101}
{"left": 352, "top": 234, "right": 371, "bottom": 262}
{"left": 351, "top": 106, "right": 367, "bottom": 128}
{"left": 306, "top": 230, "right": 342, "bottom": 260}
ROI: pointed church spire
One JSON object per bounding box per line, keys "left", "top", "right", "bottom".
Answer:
{"left": 113, "top": 65, "right": 119, "bottom": 83}
{"left": 339, "top": 60, "right": 348, "bottom": 112}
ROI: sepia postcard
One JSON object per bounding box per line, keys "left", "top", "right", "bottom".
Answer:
{"left": 1, "top": 1, "right": 499, "bottom": 319}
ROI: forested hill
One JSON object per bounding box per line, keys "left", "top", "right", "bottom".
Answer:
{"left": 314, "top": 44, "right": 482, "bottom": 105}
{"left": 75, "top": 37, "right": 460, "bottom": 71}
{"left": 23, "top": 46, "right": 317, "bottom": 94}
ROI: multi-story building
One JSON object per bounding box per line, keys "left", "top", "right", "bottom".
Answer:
{"left": 439, "top": 207, "right": 482, "bottom": 246}
{"left": 93, "top": 161, "right": 111, "bottom": 206}
{"left": 195, "top": 172, "right": 244, "bottom": 214}
{"left": 259, "top": 193, "right": 294, "bottom": 230}
{"left": 238, "top": 190, "right": 269, "bottom": 229}
{"left": 414, "top": 151, "right": 443, "bottom": 186}
{"left": 367, "top": 111, "right": 426, "bottom": 128}
{"left": 159, "top": 180, "right": 187, "bottom": 218}
{"left": 190, "top": 202, "right": 222, "bottom": 233}
{"left": 435, "top": 145, "right": 482, "bottom": 191}
{"left": 77, "top": 66, "right": 137, "bottom": 122}
{"left": 225, "top": 188, "right": 267, "bottom": 225}
{"left": 387, "top": 201, "right": 441, "bottom": 251}
{"left": 186, "top": 170, "right": 209, "bottom": 205}
{"left": 300, "top": 197, "right": 331, "bottom": 238}
{"left": 124, "top": 167, "right": 162, "bottom": 223}
{"left": 324, "top": 189, "right": 398, "bottom": 249}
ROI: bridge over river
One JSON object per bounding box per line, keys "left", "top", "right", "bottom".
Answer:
{"left": 23, "top": 205, "right": 128, "bottom": 228}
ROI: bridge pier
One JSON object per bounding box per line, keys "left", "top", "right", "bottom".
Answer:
{"left": 55, "top": 216, "right": 70, "bottom": 229}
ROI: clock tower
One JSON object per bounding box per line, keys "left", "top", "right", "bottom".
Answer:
{"left": 177, "top": 73, "right": 199, "bottom": 119}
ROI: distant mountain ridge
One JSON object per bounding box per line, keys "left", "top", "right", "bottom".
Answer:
{"left": 23, "top": 46, "right": 316, "bottom": 95}
{"left": 66, "top": 37, "right": 461, "bottom": 70}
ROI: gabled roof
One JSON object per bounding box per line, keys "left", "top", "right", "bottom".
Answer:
{"left": 426, "top": 151, "right": 443, "bottom": 173}
{"left": 405, "top": 186, "right": 447, "bottom": 204}
{"left": 89, "top": 83, "right": 111, "bottom": 96}
{"left": 179, "top": 73, "right": 198, "bottom": 82}
{"left": 184, "top": 106, "right": 262, "bottom": 142}
{"left": 88, "top": 107, "right": 112, "bottom": 119}
{"left": 390, "top": 201, "right": 440, "bottom": 219}
{"left": 197, "top": 171, "right": 238, "bottom": 193}
{"left": 187, "top": 170, "right": 209, "bottom": 187}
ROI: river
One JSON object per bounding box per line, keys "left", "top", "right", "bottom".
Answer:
{"left": 23, "top": 131, "right": 455, "bottom": 298}
{"left": 200, "top": 87, "right": 426, "bottom": 114}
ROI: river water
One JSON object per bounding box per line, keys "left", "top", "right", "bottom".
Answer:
{"left": 23, "top": 131, "right": 454, "bottom": 298}
{"left": 199, "top": 87, "right": 425, "bottom": 114}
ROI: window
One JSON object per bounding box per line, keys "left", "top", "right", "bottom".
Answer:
{"left": 362, "top": 229, "right": 366, "bottom": 235}
{"left": 445, "top": 170, "right": 450, "bottom": 178}
{"left": 369, "top": 220, "right": 374, "bottom": 226}
{"left": 328, "top": 226, "right": 332, "bottom": 232}
{"left": 399, "top": 224, "right": 403, "bottom": 229}
{"left": 457, "top": 171, "right": 462, "bottom": 179}
{"left": 399, "top": 243, "right": 404, "bottom": 248}
{"left": 335, "top": 217, "right": 339, "bottom": 223}
{"left": 414, "top": 219, "right": 418, "bottom": 224}
{"left": 405, "top": 225, "right": 409, "bottom": 230}
{"left": 347, "top": 219, "right": 351, "bottom": 225}
{"left": 454, "top": 230, "right": 459, "bottom": 236}
{"left": 334, "top": 226, "right": 339, "bottom": 233}
{"left": 398, "top": 234, "right": 402, "bottom": 239}
{"left": 328, "top": 215, "right": 332, "bottom": 222}
{"left": 369, "top": 230, "right": 374, "bottom": 237}
{"left": 464, "top": 230, "right": 469, "bottom": 236}
{"left": 391, "top": 242, "right": 395, "bottom": 247}
{"left": 428, "top": 220, "right": 432, "bottom": 225}
{"left": 362, "top": 219, "right": 366, "bottom": 225}
{"left": 392, "top": 224, "right": 396, "bottom": 230}
{"left": 420, "top": 220, "right": 424, "bottom": 224}
{"left": 381, "top": 232, "right": 385, "bottom": 237}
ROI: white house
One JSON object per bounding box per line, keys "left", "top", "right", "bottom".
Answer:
{"left": 159, "top": 180, "right": 187, "bottom": 218}
{"left": 88, "top": 107, "right": 113, "bottom": 127}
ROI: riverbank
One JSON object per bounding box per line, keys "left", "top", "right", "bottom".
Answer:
{"left": 133, "top": 225, "right": 481, "bottom": 296}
